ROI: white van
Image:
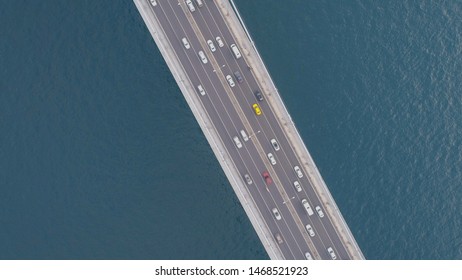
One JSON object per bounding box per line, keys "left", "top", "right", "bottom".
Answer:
{"left": 302, "top": 199, "right": 314, "bottom": 216}
{"left": 240, "top": 130, "right": 249, "bottom": 142}
{"left": 230, "top": 44, "right": 241, "bottom": 59}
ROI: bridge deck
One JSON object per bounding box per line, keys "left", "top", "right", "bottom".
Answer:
{"left": 133, "top": 0, "right": 364, "bottom": 260}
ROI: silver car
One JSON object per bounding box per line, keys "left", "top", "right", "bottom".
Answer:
{"left": 198, "top": 50, "right": 208, "bottom": 64}
{"left": 305, "top": 224, "right": 315, "bottom": 237}
{"left": 294, "top": 165, "right": 303, "bottom": 178}
{"left": 182, "top": 37, "right": 190, "bottom": 49}
{"left": 226, "top": 75, "right": 235, "bottom": 87}
{"left": 272, "top": 208, "right": 281, "bottom": 220}
{"left": 216, "top": 36, "right": 224, "bottom": 47}
{"left": 293, "top": 181, "right": 302, "bottom": 192}
{"left": 270, "top": 139, "right": 280, "bottom": 151}
{"left": 302, "top": 199, "right": 314, "bottom": 216}
{"left": 327, "top": 247, "right": 337, "bottom": 260}
{"left": 315, "top": 206, "right": 325, "bottom": 218}
{"left": 207, "top": 40, "right": 216, "bottom": 52}
{"left": 186, "top": 0, "right": 195, "bottom": 12}
{"left": 233, "top": 136, "right": 242, "bottom": 149}
{"left": 244, "top": 174, "right": 252, "bottom": 185}
{"left": 275, "top": 233, "right": 283, "bottom": 244}
{"left": 195, "top": 0, "right": 203, "bottom": 7}
{"left": 267, "top": 153, "right": 276, "bottom": 165}
{"left": 197, "top": 85, "right": 205, "bottom": 96}
{"left": 240, "top": 130, "right": 249, "bottom": 142}
{"left": 305, "top": 252, "right": 313, "bottom": 260}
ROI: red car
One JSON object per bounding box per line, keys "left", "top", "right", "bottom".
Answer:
{"left": 262, "top": 171, "right": 272, "bottom": 185}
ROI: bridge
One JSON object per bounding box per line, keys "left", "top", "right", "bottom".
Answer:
{"left": 134, "top": 0, "right": 364, "bottom": 260}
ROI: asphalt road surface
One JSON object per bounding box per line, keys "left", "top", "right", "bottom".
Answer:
{"left": 146, "top": 0, "right": 352, "bottom": 260}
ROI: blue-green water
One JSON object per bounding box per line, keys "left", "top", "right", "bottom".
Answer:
{"left": 1, "top": 0, "right": 461, "bottom": 259}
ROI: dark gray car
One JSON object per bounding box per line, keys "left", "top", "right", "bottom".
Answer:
{"left": 255, "top": 90, "right": 263, "bottom": 101}
{"left": 234, "top": 71, "right": 243, "bottom": 83}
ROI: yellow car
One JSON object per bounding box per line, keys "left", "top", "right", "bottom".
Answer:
{"left": 252, "top": 103, "right": 262, "bottom": 115}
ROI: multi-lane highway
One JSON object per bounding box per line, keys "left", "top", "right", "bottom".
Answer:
{"left": 137, "top": 0, "right": 358, "bottom": 260}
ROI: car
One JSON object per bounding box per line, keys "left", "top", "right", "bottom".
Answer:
{"left": 150, "top": 0, "right": 157, "bottom": 6}
{"left": 305, "top": 224, "right": 315, "bottom": 237}
{"left": 275, "top": 233, "right": 283, "bottom": 244}
{"left": 234, "top": 71, "right": 243, "bottom": 83}
{"left": 294, "top": 165, "right": 303, "bottom": 178}
{"left": 262, "top": 171, "right": 272, "bottom": 185}
{"left": 197, "top": 85, "right": 205, "bottom": 96}
{"left": 233, "top": 136, "right": 242, "bottom": 149}
{"left": 252, "top": 103, "right": 262, "bottom": 115}
{"left": 301, "top": 199, "right": 314, "bottom": 216}
{"left": 240, "top": 130, "right": 249, "bottom": 142}
{"left": 216, "top": 36, "right": 224, "bottom": 47}
{"left": 226, "top": 75, "right": 235, "bottom": 87}
{"left": 244, "top": 174, "right": 252, "bottom": 185}
{"left": 255, "top": 90, "right": 264, "bottom": 101}
{"left": 315, "top": 206, "right": 325, "bottom": 218}
{"left": 293, "top": 181, "right": 302, "bottom": 192}
{"left": 186, "top": 0, "right": 195, "bottom": 12}
{"left": 182, "top": 37, "right": 190, "bottom": 49}
{"left": 195, "top": 0, "right": 203, "bottom": 7}
{"left": 267, "top": 153, "right": 276, "bottom": 165}
{"left": 305, "top": 252, "right": 313, "bottom": 260}
{"left": 327, "top": 247, "right": 337, "bottom": 260}
{"left": 272, "top": 208, "right": 281, "bottom": 220}
{"left": 270, "top": 139, "right": 280, "bottom": 151}
{"left": 207, "top": 40, "right": 216, "bottom": 52}
{"left": 230, "top": 43, "right": 242, "bottom": 59}
{"left": 198, "top": 50, "right": 208, "bottom": 64}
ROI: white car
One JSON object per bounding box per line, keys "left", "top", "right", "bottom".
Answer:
{"left": 198, "top": 50, "right": 208, "bottom": 64}
{"left": 272, "top": 208, "right": 281, "bottom": 221}
{"left": 293, "top": 181, "right": 302, "bottom": 192}
{"left": 305, "top": 252, "right": 313, "bottom": 260}
{"left": 267, "top": 153, "right": 276, "bottom": 165}
{"left": 150, "top": 0, "right": 157, "bottom": 6}
{"left": 327, "top": 247, "right": 337, "bottom": 260}
{"left": 233, "top": 136, "right": 242, "bottom": 149}
{"left": 182, "top": 37, "right": 190, "bottom": 49}
{"left": 302, "top": 199, "right": 314, "bottom": 216}
{"left": 305, "top": 224, "right": 315, "bottom": 237}
{"left": 275, "top": 233, "right": 283, "bottom": 244}
{"left": 207, "top": 40, "right": 216, "bottom": 52}
{"left": 216, "top": 36, "right": 224, "bottom": 47}
{"left": 186, "top": 0, "right": 195, "bottom": 12}
{"left": 240, "top": 130, "right": 249, "bottom": 142}
{"left": 244, "top": 174, "right": 252, "bottom": 185}
{"left": 226, "top": 75, "right": 235, "bottom": 87}
{"left": 315, "top": 206, "right": 325, "bottom": 218}
{"left": 270, "top": 139, "right": 280, "bottom": 151}
{"left": 195, "top": 0, "right": 203, "bottom": 7}
{"left": 294, "top": 165, "right": 303, "bottom": 178}
{"left": 197, "top": 85, "right": 205, "bottom": 96}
